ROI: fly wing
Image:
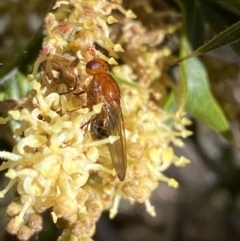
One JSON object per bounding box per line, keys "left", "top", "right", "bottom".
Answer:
{"left": 104, "top": 103, "right": 127, "bottom": 181}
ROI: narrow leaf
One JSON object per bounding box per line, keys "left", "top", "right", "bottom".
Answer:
{"left": 176, "top": 0, "right": 231, "bottom": 137}
{"left": 202, "top": 1, "right": 240, "bottom": 56}
{"left": 207, "top": 0, "right": 240, "bottom": 16}
{"left": 176, "top": 20, "right": 240, "bottom": 63}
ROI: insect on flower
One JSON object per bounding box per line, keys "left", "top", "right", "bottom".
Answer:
{"left": 42, "top": 55, "right": 81, "bottom": 93}
{"left": 86, "top": 58, "right": 127, "bottom": 181}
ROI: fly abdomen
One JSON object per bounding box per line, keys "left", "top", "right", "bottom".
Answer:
{"left": 90, "top": 119, "right": 108, "bottom": 140}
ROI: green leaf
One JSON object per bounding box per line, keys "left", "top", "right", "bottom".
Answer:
{"left": 0, "top": 69, "right": 32, "bottom": 134}
{"left": 206, "top": 0, "right": 240, "bottom": 16}
{"left": 163, "top": 92, "right": 178, "bottom": 112}
{"left": 111, "top": 73, "right": 142, "bottom": 89}
{"left": 202, "top": 1, "right": 240, "bottom": 56}
{"left": 176, "top": 0, "right": 231, "bottom": 137}
{"left": 176, "top": 20, "right": 240, "bottom": 63}
{"left": 0, "top": 68, "right": 31, "bottom": 101}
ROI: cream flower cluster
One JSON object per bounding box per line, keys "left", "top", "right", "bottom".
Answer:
{"left": 0, "top": 0, "right": 191, "bottom": 240}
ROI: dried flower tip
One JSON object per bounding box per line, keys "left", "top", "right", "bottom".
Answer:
{"left": 0, "top": 180, "right": 16, "bottom": 198}
{"left": 86, "top": 201, "right": 102, "bottom": 220}
{"left": 181, "top": 130, "right": 193, "bottom": 138}
{"left": 70, "top": 215, "right": 95, "bottom": 237}
{"left": 162, "top": 47, "right": 171, "bottom": 56}
{"left": 158, "top": 173, "right": 179, "bottom": 188}
{"left": 172, "top": 138, "right": 185, "bottom": 147}
{"left": 149, "top": 147, "right": 161, "bottom": 164}
{"left": 51, "top": 212, "right": 58, "bottom": 224}
{"left": 133, "top": 163, "right": 149, "bottom": 179}
{"left": 176, "top": 110, "right": 186, "bottom": 119}
{"left": 126, "top": 10, "right": 137, "bottom": 18}
{"left": 17, "top": 225, "right": 34, "bottom": 241}
{"left": 28, "top": 213, "right": 43, "bottom": 232}
{"left": 109, "top": 195, "right": 121, "bottom": 219}
{"left": 181, "top": 117, "right": 192, "bottom": 126}
{"left": 6, "top": 216, "right": 23, "bottom": 235}
{"left": 27, "top": 74, "right": 34, "bottom": 82}
{"left": 173, "top": 123, "right": 184, "bottom": 131}
{"left": 107, "top": 16, "right": 118, "bottom": 24}
{"left": 53, "top": 195, "right": 78, "bottom": 221}
{"left": 109, "top": 135, "right": 120, "bottom": 144}
{"left": 112, "top": 4, "right": 136, "bottom": 18}
{"left": 108, "top": 57, "right": 118, "bottom": 65}
{"left": 174, "top": 156, "right": 191, "bottom": 166}
{"left": 114, "top": 44, "right": 124, "bottom": 52}
{"left": 127, "top": 143, "right": 144, "bottom": 159}
{"left": 168, "top": 179, "right": 179, "bottom": 188}
{"left": 161, "top": 147, "right": 173, "bottom": 163}
{"left": 7, "top": 197, "right": 34, "bottom": 237}
{"left": 145, "top": 199, "right": 156, "bottom": 217}
{"left": 6, "top": 202, "right": 22, "bottom": 217}
{"left": 92, "top": 103, "right": 103, "bottom": 114}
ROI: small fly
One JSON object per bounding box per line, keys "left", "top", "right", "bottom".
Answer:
{"left": 86, "top": 58, "right": 127, "bottom": 181}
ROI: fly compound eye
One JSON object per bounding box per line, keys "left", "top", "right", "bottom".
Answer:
{"left": 86, "top": 58, "right": 108, "bottom": 75}
{"left": 86, "top": 60, "right": 100, "bottom": 70}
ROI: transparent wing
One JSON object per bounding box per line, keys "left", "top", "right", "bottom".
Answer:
{"left": 104, "top": 103, "right": 127, "bottom": 181}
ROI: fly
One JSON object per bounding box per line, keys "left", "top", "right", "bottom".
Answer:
{"left": 86, "top": 58, "right": 127, "bottom": 181}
